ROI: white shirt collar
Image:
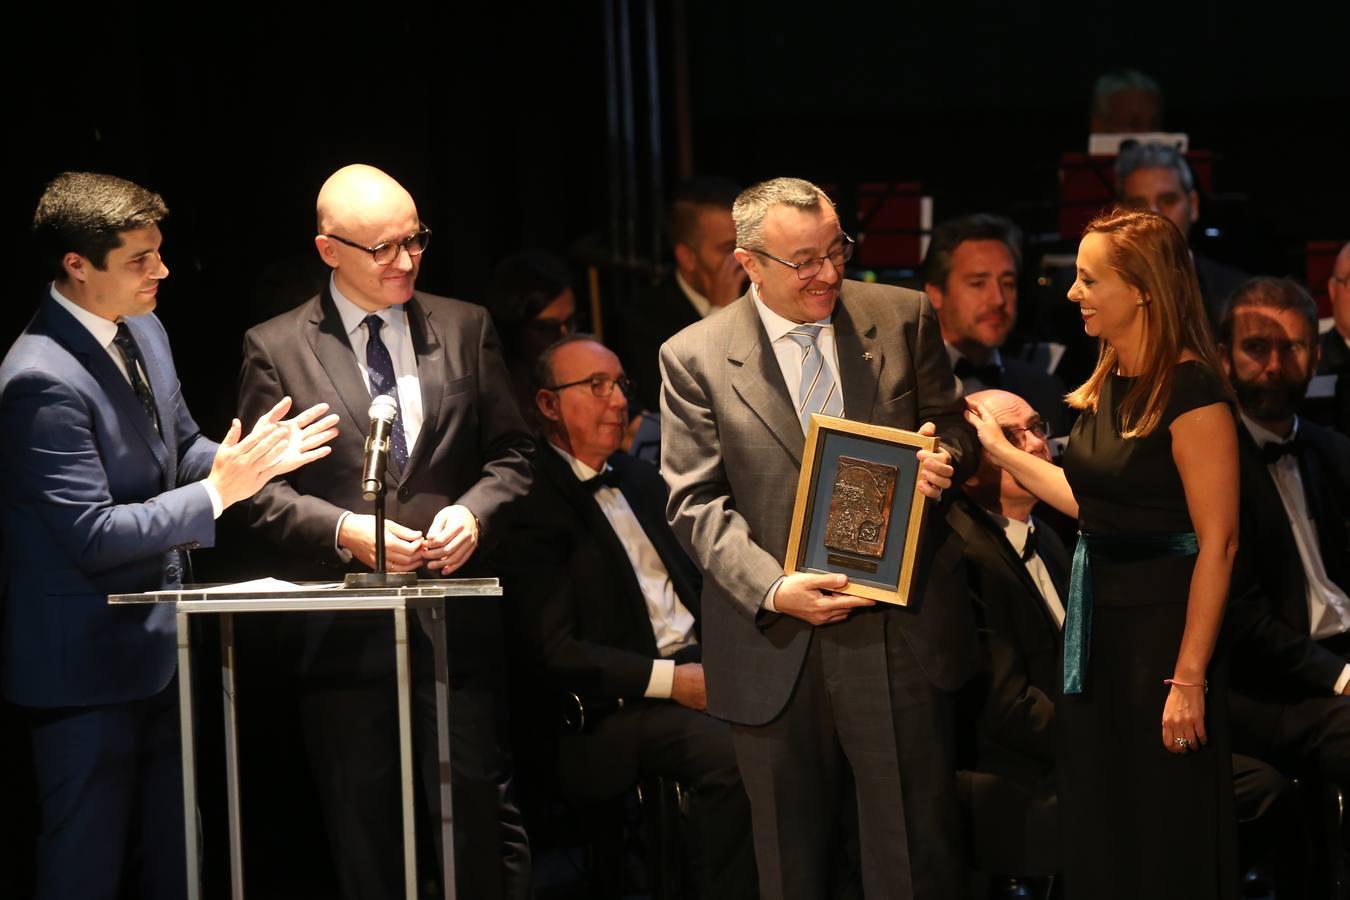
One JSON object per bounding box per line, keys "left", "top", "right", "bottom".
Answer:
{"left": 549, "top": 440, "right": 607, "bottom": 482}
{"left": 49, "top": 282, "right": 120, "bottom": 349}
{"left": 1241, "top": 412, "right": 1299, "bottom": 449}
{"left": 750, "top": 282, "right": 832, "bottom": 342}
{"left": 674, "top": 271, "right": 713, "bottom": 319}
{"left": 330, "top": 274, "right": 407, "bottom": 338}
{"left": 979, "top": 506, "right": 1034, "bottom": 557}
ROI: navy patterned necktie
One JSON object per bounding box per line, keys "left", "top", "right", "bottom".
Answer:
{"left": 362, "top": 315, "right": 409, "bottom": 469}
{"left": 784, "top": 324, "right": 843, "bottom": 433}
{"left": 112, "top": 322, "right": 161, "bottom": 435}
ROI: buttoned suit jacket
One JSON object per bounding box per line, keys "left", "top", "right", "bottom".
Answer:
{"left": 236, "top": 287, "right": 532, "bottom": 606}
{"left": 0, "top": 294, "right": 217, "bottom": 708}
{"left": 659, "top": 280, "right": 980, "bottom": 727}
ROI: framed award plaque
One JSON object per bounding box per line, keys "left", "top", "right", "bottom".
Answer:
{"left": 783, "top": 414, "right": 937, "bottom": 605}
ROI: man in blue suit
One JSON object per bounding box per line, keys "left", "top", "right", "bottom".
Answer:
{"left": 0, "top": 172, "right": 337, "bottom": 900}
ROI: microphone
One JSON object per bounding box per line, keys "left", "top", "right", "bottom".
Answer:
{"left": 361, "top": 394, "right": 399, "bottom": 501}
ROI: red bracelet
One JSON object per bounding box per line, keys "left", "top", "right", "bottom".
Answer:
{"left": 1164, "top": 677, "right": 1208, "bottom": 694}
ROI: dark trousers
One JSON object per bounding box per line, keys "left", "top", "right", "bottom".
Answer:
{"left": 731, "top": 610, "right": 966, "bottom": 900}
{"left": 558, "top": 699, "right": 758, "bottom": 900}
{"left": 301, "top": 601, "right": 530, "bottom": 900}
{"left": 27, "top": 678, "right": 186, "bottom": 900}
{"left": 1231, "top": 632, "right": 1350, "bottom": 786}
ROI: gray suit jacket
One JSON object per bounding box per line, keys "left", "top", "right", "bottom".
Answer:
{"left": 660, "top": 281, "right": 980, "bottom": 725}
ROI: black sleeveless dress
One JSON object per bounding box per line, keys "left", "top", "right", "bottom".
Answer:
{"left": 1058, "top": 361, "right": 1238, "bottom": 899}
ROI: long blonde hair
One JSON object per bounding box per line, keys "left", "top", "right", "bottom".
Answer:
{"left": 1065, "top": 209, "right": 1227, "bottom": 438}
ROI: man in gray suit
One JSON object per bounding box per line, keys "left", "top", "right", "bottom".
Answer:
{"left": 660, "top": 177, "right": 980, "bottom": 900}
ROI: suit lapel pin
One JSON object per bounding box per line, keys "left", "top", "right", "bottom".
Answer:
{"left": 862, "top": 352, "right": 874, "bottom": 361}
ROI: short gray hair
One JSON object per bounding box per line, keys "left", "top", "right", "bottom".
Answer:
{"left": 1115, "top": 141, "right": 1195, "bottom": 197}
{"left": 1092, "top": 69, "right": 1161, "bottom": 121}
{"left": 732, "top": 177, "right": 833, "bottom": 250}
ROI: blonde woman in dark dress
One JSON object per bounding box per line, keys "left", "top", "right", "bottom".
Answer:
{"left": 966, "top": 209, "right": 1240, "bottom": 899}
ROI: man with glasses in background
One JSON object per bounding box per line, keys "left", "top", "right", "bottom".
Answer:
{"left": 236, "top": 164, "right": 534, "bottom": 899}
{"left": 660, "top": 177, "right": 979, "bottom": 898}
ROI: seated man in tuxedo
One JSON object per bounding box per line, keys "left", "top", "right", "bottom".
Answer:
{"left": 1218, "top": 277, "right": 1350, "bottom": 787}
{"left": 921, "top": 214, "right": 1072, "bottom": 438}
{"left": 949, "top": 389, "right": 1068, "bottom": 883}
{"left": 502, "top": 333, "right": 757, "bottom": 899}
{"left": 955, "top": 389, "right": 1290, "bottom": 893}
{"left": 614, "top": 176, "right": 743, "bottom": 414}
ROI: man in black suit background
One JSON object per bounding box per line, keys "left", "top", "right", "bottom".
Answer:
{"left": 948, "top": 389, "right": 1068, "bottom": 884}
{"left": 236, "top": 164, "right": 534, "bottom": 899}
{"left": 921, "top": 214, "right": 1072, "bottom": 439}
{"left": 502, "top": 333, "right": 756, "bottom": 898}
{"left": 614, "top": 176, "right": 743, "bottom": 413}
{"left": 1217, "top": 277, "right": 1350, "bottom": 787}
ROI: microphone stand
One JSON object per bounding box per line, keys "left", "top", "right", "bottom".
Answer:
{"left": 345, "top": 438, "right": 417, "bottom": 589}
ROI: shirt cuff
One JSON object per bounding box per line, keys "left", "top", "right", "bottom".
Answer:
{"left": 199, "top": 480, "right": 224, "bottom": 519}
{"left": 1334, "top": 664, "right": 1350, "bottom": 697}
{"left": 762, "top": 575, "right": 784, "bottom": 613}
{"left": 334, "top": 510, "right": 354, "bottom": 562}
{"left": 644, "top": 659, "right": 675, "bottom": 698}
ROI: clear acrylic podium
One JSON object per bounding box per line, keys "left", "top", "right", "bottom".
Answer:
{"left": 109, "top": 578, "right": 503, "bottom": 900}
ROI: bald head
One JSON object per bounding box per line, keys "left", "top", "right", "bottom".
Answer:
{"left": 314, "top": 164, "right": 423, "bottom": 312}
{"left": 964, "top": 389, "right": 1052, "bottom": 519}
{"left": 316, "top": 164, "right": 415, "bottom": 234}
{"left": 1332, "top": 241, "right": 1350, "bottom": 341}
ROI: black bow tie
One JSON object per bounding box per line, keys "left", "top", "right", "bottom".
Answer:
{"left": 1260, "top": 439, "right": 1304, "bottom": 466}
{"left": 1020, "top": 526, "right": 1038, "bottom": 563}
{"left": 584, "top": 468, "right": 622, "bottom": 492}
{"left": 953, "top": 357, "right": 1003, "bottom": 387}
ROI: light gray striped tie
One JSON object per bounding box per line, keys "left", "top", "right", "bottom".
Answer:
{"left": 785, "top": 325, "right": 843, "bottom": 433}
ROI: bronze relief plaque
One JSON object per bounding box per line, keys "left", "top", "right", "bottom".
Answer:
{"left": 823, "top": 456, "right": 898, "bottom": 558}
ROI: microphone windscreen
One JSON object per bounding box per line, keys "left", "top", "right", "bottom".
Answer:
{"left": 368, "top": 394, "right": 398, "bottom": 423}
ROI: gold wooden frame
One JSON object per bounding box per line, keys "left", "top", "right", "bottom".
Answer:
{"left": 784, "top": 414, "right": 937, "bottom": 606}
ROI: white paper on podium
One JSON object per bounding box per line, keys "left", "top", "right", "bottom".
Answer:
{"left": 199, "top": 578, "right": 342, "bottom": 593}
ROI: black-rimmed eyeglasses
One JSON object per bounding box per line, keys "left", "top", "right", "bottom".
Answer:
{"left": 749, "top": 233, "right": 855, "bottom": 281}
{"left": 323, "top": 226, "right": 432, "bottom": 266}
{"left": 1002, "top": 418, "right": 1051, "bottom": 446}
{"left": 546, "top": 373, "right": 633, "bottom": 399}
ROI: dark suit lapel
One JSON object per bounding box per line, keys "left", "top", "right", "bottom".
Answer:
{"left": 728, "top": 296, "right": 805, "bottom": 465}
{"left": 38, "top": 299, "right": 169, "bottom": 477}
{"left": 833, "top": 290, "right": 883, "bottom": 420}
{"left": 1302, "top": 427, "right": 1350, "bottom": 592}
{"left": 402, "top": 295, "right": 445, "bottom": 482}
{"left": 308, "top": 288, "right": 381, "bottom": 444}
{"left": 612, "top": 456, "right": 701, "bottom": 617}
{"left": 539, "top": 448, "right": 657, "bottom": 640}
{"left": 952, "top": 496, "right": 1058, "bottom": 632}
{"left": 1238, "top": 425, "right": 1312, "bottom": 631}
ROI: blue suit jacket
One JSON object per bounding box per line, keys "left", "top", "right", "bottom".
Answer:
{"left": 0, "top": 293, "right": 218, "bottom": 708}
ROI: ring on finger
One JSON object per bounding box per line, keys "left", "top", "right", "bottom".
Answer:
{"left": 1173, "top": 737, "right": 1191, "bottom": 750}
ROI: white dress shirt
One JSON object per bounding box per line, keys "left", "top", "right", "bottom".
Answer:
{"left": 1242, "top": 414, "right": 1350, "bottom": 694}
{"left": 750, "top": 284, "right": 842, "bottom": 613}
{"left": 329, "top": 276, "right": 424, "bottom": 454}
{"left": 984, "top": 509, "right": 1065, "bottom": 628}
{"left": 552, "top": 445, "right": 698, "bottom": 699}
{"left": 675, "top": 271, "right": 714, "bottom": 320}
{"left": 49, "top": 284, "right": 222, "bottom": 518}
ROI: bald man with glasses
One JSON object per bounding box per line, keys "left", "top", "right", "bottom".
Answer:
{"left": 237, "top": 164, "right": 534, "bottom": 899}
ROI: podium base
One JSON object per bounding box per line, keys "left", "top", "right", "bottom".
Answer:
{"left": 344, "top": 572, "right": 418, "bottom": 588}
